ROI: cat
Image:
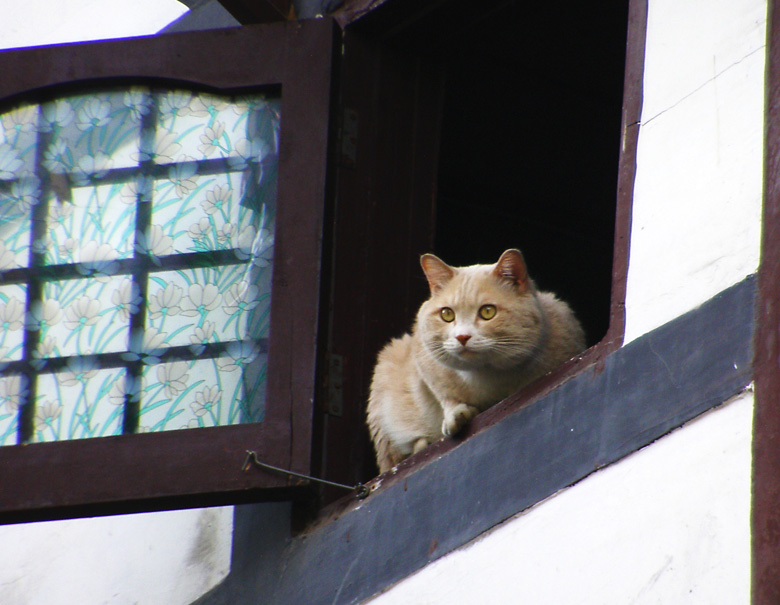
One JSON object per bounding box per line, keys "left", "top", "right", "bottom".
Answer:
{"left": 366, "top": 249, "right": 586, "bottom": 473}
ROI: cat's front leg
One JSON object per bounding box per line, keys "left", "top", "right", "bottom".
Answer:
{"left": 441, "top": 402, "right": 479, "bottom": 437}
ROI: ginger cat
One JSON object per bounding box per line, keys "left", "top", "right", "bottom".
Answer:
{"left": 366, "top": 249, "right": 586, "bottom": 473}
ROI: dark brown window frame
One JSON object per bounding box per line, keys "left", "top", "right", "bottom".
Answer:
{"left": 754, "top": 0, "right": 780, "bottom": 601}
{"left": 316, "top": 0, "right": 641, "bottom": 497}
{"left": 0, "top": 19, "right": 338, "bottom": 522}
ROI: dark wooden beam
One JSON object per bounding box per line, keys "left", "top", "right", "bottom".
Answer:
{"left": 753, "top": 0, "right": 780, "bottom": 602}
{"left": 217, "top": 0, "right": 294, "bottom": 24}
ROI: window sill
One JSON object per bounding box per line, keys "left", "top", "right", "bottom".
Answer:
{"left": 306, "top": 276, "right": 755, "bottom": 542}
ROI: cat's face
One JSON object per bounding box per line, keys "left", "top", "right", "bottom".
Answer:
{"left": 416, "top": 250, "right": 546, "bottom": 371}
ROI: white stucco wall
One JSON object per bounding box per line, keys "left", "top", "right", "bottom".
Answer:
{"left": 0, "top": 0, "right": 188, "bottom": 50}
{"left": 0, "top": 506, "right": 233, "bottom": 605}
{"left": 370, "top": 0, "right": 766, "bottom": 601}
{"left": 623, "top": 0, "right": 766, "bottom": 343}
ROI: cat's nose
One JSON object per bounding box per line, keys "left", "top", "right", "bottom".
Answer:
{"left": 456, "top": 334, "right": 471, "bottom": 346}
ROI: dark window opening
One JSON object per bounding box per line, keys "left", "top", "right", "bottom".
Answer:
{"left": 434, "top": 4, "right": 628, "bottom": 345}
{"left": 324, "top": 0, "right": 632, "bottom": 495}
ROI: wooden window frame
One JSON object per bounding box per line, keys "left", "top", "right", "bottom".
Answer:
{"left": 0, "top": 19, "right": 338, "bottom": 522}
{"left": 316, "top": 0, "right": 639, "bottom": 496}
{"left": 753, "top": 0, "right": 780, "bottom": 600}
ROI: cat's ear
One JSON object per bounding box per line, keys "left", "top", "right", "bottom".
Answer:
{"left": 493, "top": 249, "right": 529, "bottom": 290}
{"left": 420, "top": 254, "right": 455, "bottom": 293}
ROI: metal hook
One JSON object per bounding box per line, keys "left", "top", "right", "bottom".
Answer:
{"left": 242, "top": 450, "right": 370, "bottom": 500}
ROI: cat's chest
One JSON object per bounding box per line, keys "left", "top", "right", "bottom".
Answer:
{"left": 451, "top": 366, "right": 523, "bottom": 403}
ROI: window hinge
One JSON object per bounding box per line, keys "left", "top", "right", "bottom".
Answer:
{"left": 327, "top": 353, "right": 344, "bottom": 417}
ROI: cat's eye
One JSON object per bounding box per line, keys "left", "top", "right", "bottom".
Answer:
{"left": 440, "top": 307, "right": 455, "bottom": 322}
{"left": 478, "top": 305, "right": 497, "bottom": 320}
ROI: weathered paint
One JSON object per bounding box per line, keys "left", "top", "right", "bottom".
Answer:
{"left": 0, "top": 507, "right": 233, "bottom": 605}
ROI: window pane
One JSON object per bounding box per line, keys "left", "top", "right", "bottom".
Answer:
{"left": 41, "top": 276, "right": 130, "bottom": 357}
{"left": 0, "top": 177, "right": 35, "bottom": 269}
{"left": 43, "top": 184, "right": 136, "bottom": 265}
{"left": 146, "top": 265, "right": 270, "bottom": 347}
{"left": 0, "top": 85, "right": 279, "bottom": 445}
{"left": 0, "top": 284, "right": 26, "bottom": 362}
{"left": 152, "top": 172, "right": 272, "bottom": 255}
{"left": 33, "top": 364, "right": 125, "bottom": 442}
{"left": 41, "top": 92, "right": 143, "bottom": 174}
{"left": 155, "top": 92, "right": 276, "bottom": 163}
{"left": 0, "top": 104, "right": 40, "bottom": 179}
{"left": 0, "top": 375, "right": 24, "bottom": 446}
{"left": 139, "top": 351, "right": 266, "bottom": 432}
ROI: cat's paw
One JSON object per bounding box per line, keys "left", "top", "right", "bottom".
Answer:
{"left": 412, "top": 438, "right": 430, "bottom": 454}
{"left": 442, "top": 403, "right": 479, "bottom": 437}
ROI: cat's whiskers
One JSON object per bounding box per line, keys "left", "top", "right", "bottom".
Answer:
{"left": 426, "top": 341, "right": 453, "bottom": 364}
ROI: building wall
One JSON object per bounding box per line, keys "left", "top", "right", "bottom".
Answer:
{"left": 0, "top": 0, "right": 187, "bottom": 49}
{"left": 624, "top": 0, "right": 766, "bottom": 344}
{"left": 0, "top": 0, "right": 768, "bottom": 603}
{"left": 0, "top": 507, "right": 233, "bottom": 605}
{"left": 369, "top": 0, "right": 767, "bottom": 602}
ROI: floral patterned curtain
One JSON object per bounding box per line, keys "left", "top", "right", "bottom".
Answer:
{"left": 0, "top": 87, "right": 279, "bottom": 444}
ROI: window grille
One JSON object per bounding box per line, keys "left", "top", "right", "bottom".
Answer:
{"left": 0, "top": 20, "right": 336, "bottom": 520}
{"left": 0, "top": 87, "right": 281, "bottom": 444}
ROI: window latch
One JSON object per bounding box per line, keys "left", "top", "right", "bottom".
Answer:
{"left": 242, "top": 450, "right": 370, "bottom": 499}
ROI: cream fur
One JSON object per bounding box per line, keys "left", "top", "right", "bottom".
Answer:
{"left": 366, "top": 250, "right": 586, "bottom": 473}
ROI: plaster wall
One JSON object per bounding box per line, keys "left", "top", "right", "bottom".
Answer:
{"left": 369, "top": 0, "right": 766, "bottom": 601}
{"left": 0, "top": 0, "right": 767, "bottom": 602}
{"left": 0, "top": 0, "right": 188, "bottom": 50}
{"left": 623, "top": 0, "right": 766, "bottom": 343}
{"left": 0, "top": 507, "right": 233, "bottom": 605}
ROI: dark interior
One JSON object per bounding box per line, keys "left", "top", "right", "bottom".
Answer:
{"left": 320, "top": 0, "right": 631, "bottom": 494}
{"left": 436, "top": 5, "right": 627, "bottom": 344}
{"left": 383, "top": 1, "right": 629, "bottom": 344}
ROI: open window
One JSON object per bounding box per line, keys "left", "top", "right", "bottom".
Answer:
{"left": 0, "top": 0, "right": 637, "bottom": 520}
{"left": 0, "top": 19, "right": 337, "bottom": 521}
{"left": 320, "top": 0, "right": 635, "bottom": 494}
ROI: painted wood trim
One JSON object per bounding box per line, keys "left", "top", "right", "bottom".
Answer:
{"left": 0, "top": 19, "right": 338, "bottom": 521}
{"left": 752, "top": 0, "right": 780, "bottom": 601}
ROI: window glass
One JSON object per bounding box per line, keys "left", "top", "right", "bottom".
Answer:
{"left": 0, "top": 86, "right": 279, "bottom": 444}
